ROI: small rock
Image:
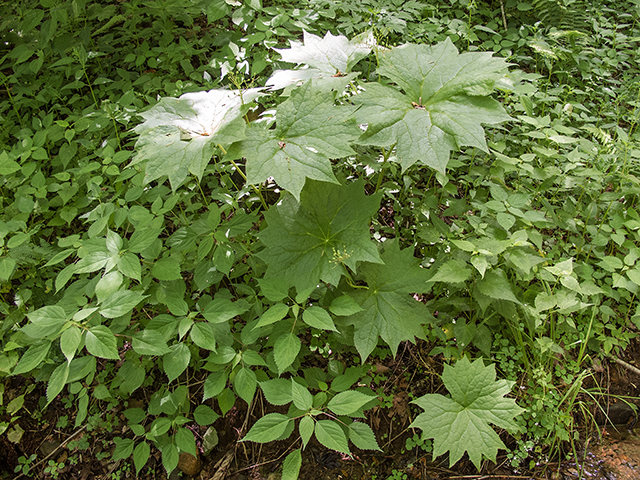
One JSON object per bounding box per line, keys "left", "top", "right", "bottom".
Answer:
{"left": 40, "top": 440, "right": 60, "bottom": 458}
{"left": 178, "top": 452, "right": 203, "bottom": 477}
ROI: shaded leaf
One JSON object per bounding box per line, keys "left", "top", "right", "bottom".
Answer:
{"left": 342, "top": 240, "right": 434, "bottom": 361}
{"left": 410, "top": 357, "right": 524, "bottom": 469}
{"left": 260, "top": 180, "right": 382, "bottom": 292}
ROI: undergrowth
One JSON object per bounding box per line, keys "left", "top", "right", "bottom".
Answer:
{"left": 1, "top": 0, "right": 640, "bottom": 477}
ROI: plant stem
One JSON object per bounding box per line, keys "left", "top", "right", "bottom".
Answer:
{"left": 375, "top": 143, "right": 396, "bottom": 193}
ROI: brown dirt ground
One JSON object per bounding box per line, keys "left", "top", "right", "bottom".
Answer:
{"left": 2, "top": 338, "right": 640, "bottom": 480}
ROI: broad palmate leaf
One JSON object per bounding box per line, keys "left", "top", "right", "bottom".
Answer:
{"left": 410, "top": 357, "right": 524, "bottom": 470}
{"left": 267, "top": 30, "right": 375, "bottom": 90}
{"left": 227, "top": 82, "right": 360, "bottom": 200}
{"left": 131, "top": 88, "right": 261, "bottom": 190}
{"left": 354, "top": 38, "right": 511, "bottom": 172}
{"left": 259, "top": 180, "right": 382, "bottom": 292}
{"left": 339, "top": 240, "right": 434, "bottom": 361}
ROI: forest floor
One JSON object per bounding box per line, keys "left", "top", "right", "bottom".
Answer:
{"left": 2, "top": 339, "right": 640, "bottom": 480}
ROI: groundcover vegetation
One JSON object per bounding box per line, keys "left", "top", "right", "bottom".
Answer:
{"left": 1, "top": 0, "right": 640, "bottom": 478}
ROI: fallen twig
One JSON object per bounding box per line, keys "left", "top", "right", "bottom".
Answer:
{"left": 12, "top": 423, "right": 89, "bottom": 480}
{"left": 611, "top": 356, "right": 640, "bottom": 377}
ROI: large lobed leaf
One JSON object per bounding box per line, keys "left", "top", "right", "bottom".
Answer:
{"left": 354, "top": 38, "right": 511, "bottom": 173}
{"left": 131, "top": 88, "right": 262, "bottom": 190}
{"left": 410, "top": 357, "right": 524, "bottom": 469}
{"left": 339, "top": 240, "right": 435, "bottom": 361}
{"left": 227, "top": 82, "right": 361, "bottom": 200}
{"left": 259, "top": 180, "right": 382, "bottom": 293}
{"left": 267, "top": 30, "right": 375, "bottom": 91}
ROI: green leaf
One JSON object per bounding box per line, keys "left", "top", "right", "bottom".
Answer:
{"left": 74, "top": 251, "right": 111, "bottom": 274}
{"left": 342, "top": 240, "right": 434, "bottom": 361}
{"left": 112, "top": 437, "right": 135, "bottom": 462}
{"left": 0, "top": 151, "right": 20, "bottom": 175}
{"left": 100, "top": 290, "right": 148, "bottom": 318}
{"left": 260, "top": 379, "right": 294, "bottom": 406}
{"left": 190, "top": 322, "right": 217, "bottom": 351}
{"left": 85, "top": 326, "right": 119, "bottom": 360}
{"left": 129, "top": 217, "right": 164, "bottom": 254}
{"left": 299, "top": 416, "right": 314, "bottom": 447}
{"left": 163, "top": 343, "right": 191, "bottom": 383}
{"left": 6, "top": 394, "right": 24, "bottom": 415}
{"left": 25, "top": 306, "right": 68, "bottom": 338}
{"left": 354, "top": 39, "right": 511, "bottom": 173}
{"left": 148, "top": 417, "right": 173, "bottom": 438}
{"left": 161, "top": 443, "right": 179, "bottom": 475}
{"left": 132, "top": 330, "right": 171, "bottom": 356}
{"left": 0, "top": 257, "right": 16, "bottom": 281}
{"left": 217, "top": 388, "right": 236, "bottom": 416}
{"left": 348, "top": 422, "right": 381, "bottom": 451}
{"left": 234, "top": 367, "right": 257, "bottom": 404}
{"left": 60, "top": 327, "right": 82, "bottom": 363}
{"left": 291, "top": 380, "right": 313, "bottom": 411}
{"left": 106, "top": 230, "right": 123, "bottom": 253}
{"left": 428, "top": 259, "right": 472, "bottom": 284}
{"left": 204, "top": 372, "right": 228, "bottom": 401}
{"left": 194, "top": 405, "right": 219, "bottom": 426}
{"left": 152, "top": 256, "right": 182, "bottom": 280}
{"left": 117, "top": 253, "right": 142, "bottom": 282}
{"left": 274, "top": 333, "right": 301, "bottom": 374}
{"left": 260, "top": 180, "right": 382, "bottom": 292}
{"left": 329, "top": 295, "right": 363, "bottom": 316}
{"left": 282, "top": 449, "right": 302, "bottom": 480}
{"left": 95, "top": 271, "right": 124, "bottom": 303}
{"left": 314, "top": 420, "right": 350, "bottom": 454}
{"left": 131, "top": 88, "right": 262, "bottom": 190}
{"left": 243, "top": 413, "right": 292, "bottom": 443}
{"left": 133, "top": 441, "right": 151, "bottom": 475}
{"left": 228, "top": 81, "right": 360, "bottom": 200}
{"left": 254, "top": 303, "right": 289, "bottom": 329}
{"left": 46, "top": 362, "right": 69, "bottom": 405}
{"left": 410, "top": 357, "right": 524, "bottom": 470}
{"left": 258, "top": 278, "right": 290, "bottom": 302}
{"left": 175, "top": 427, "right": 197, "bottom": 457}
{"left": 327, "top": 391, "right": 376, "bottom": 416}
{"left": 302, "top": 306, "right": 337, "bottom": 331}
{"left": 12, "top": 341, "right": 51, "bottom": 375}
{"left": 202, "top": 297, "right": 251, "bottom": 324}
{"left": 477, "top": 268, "right": 521, "bottom": 304}
{"left": 331, "top": 367, "right": 365, "bottom": 392}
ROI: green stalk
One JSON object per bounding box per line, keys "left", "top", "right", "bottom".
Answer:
{"left": 375, "top": 143, "right": 396, "bottom": 193}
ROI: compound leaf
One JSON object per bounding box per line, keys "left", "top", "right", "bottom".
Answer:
{"left": 259, "top": 180, "right": 382, "bottom": 292}
{"left": 46, "top": 362, "right": 69, "bottom": 405}
{"left": 354, "top": 39, "right": 511, "bottom": 173}
{"left": 273, "top": 333, "right": 301, "bottom": 374}
{"left": 410, "top": 357, "right": 524, "bottom": 470}
{"left": 133, "top": 441, "right": 151, "bottom": 475}
{"left": 282, "top": 449, "right": 302, "bottom": 480}
{"left": 85, "top": 325, "right": 119, "bottom": 360}
{"left": 243, "top": 413, "right": 292, "bottom": 443}
{"left": 327, "top": 391, "right": 376, "bottom": 416}
{"left": 315, "top": 420, "right": 350, "bottom": 454}
{"left": 163, "top": 343, "right": 191, "bottom": 383}
{"left": 348, "top": 422, "right": 381, "bottom": 451}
